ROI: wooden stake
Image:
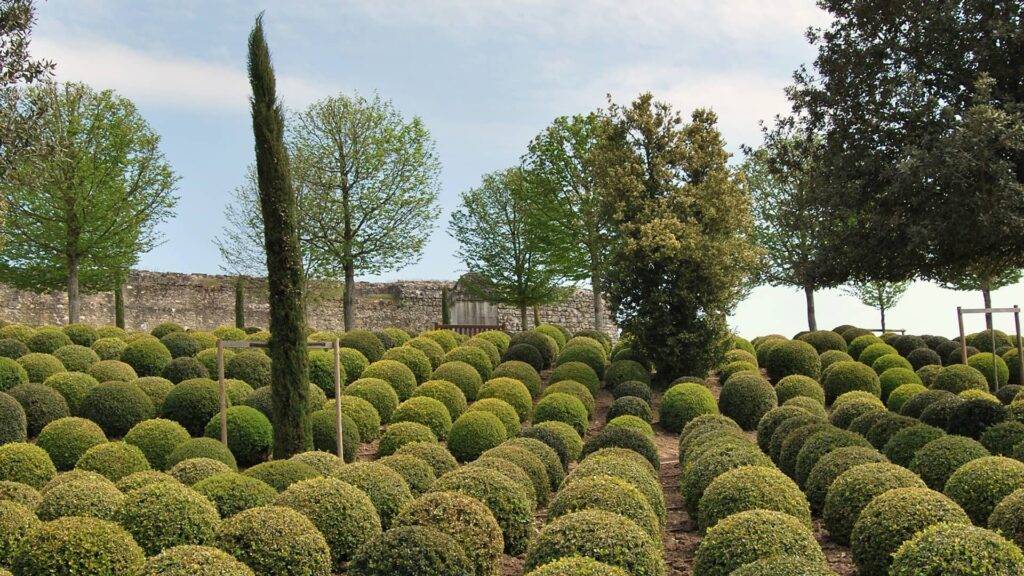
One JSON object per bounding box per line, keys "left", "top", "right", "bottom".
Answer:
{"left": 334, "top": 339, "right": 344, "bottom": 460}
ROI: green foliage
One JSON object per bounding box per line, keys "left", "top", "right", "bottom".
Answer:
{"left": 159, "top": 332, "right": 201, "bottom": 359}
{"left": 0, "top": 500, "right": 39, "bottom": 568}
{"left": 0, "top": 443, "right": 54, "bottom": 489}
{"left": 718, "top": 372, "right": 777, "bottom": 430}
{"left": 889, "top": 523, "right": 1024, "bottom": 575}
{"left": 348, "top": 525, "right": 472, "bottom": 576}
{"left": 412, "top": 379, "right": 467, "bottom": 421}
{"left": 214, "top": 506, "right": 331, "bottom": 576}
{"left": 730, "top": 556, "right": 837, "bottom": 576}
{"left": 549, "top": 361, "right": 599, "bottom": 394}
{"left": 431, "top": 465, "right": 533, "bottom": 555}
{"left": 121, "top": 338, "right": 173, "bottom": 378}
{"left": 394, "top": 441, "right": 458, "bottom": 478}
{"left": 331, "top": 462, "right": 412, "bottom": 530}
{"left": 395, "top": 491, "right": 502, "bottom": 576}
{"left": 911, "top": 434, "right": 991, "bottom": 490}
{"left": 943, "top": 456, "right": 1024, "bottom": 525}
{"left": 776, "top": 375, "right": 825, "bottom": 405}
{"left": 525, "top": 510, "right": 664, "bottom": 576}
{"left": 338, "top": 330, "right": 385, "bottom": 364}
{"left": 968, "top": 352, "right": 1010, "bottom": 389}
{"left": 42, "top": 371, "right": 98, "bottom": 414}
{"left": 115, "top": 470, "right": 178, "bottom": 493}
{"left": 378, "top": 453, "right": 435, "bottom": 496}
{"left": 345, "top": 378, "right": 399, "bottom": 423}
{"left": 193, "top": 472, "right": 276, "bottom": 519}
{"left": 51, "top": 345, "right": 98, "bottom": 373}
{"left": 0, "top": 392, "right": 26, "bottom": 444}
{"left": 756, "top": 406, "right": 812, "bottom": 452}
{"left": 693, "top": 509, "right": 826, "bottom": 576}
{"left": 981, "top": 421, "right": 1024, "bottom": 456}
{"left": 491, "top": 360, "right": 541, "bottom": 398}
{"left": 607, "top": 396, "right": 653, "bottom": 422}
{"left": 989, "top": 487, "right": 1024, "bottom": 549}
{"left": 906, "top": 347, "right": 942, "bottom": 370}
{"left": 467, "top": 398, "right": 521, "bottom": 438}
{"left": 10, "top": 516, "right": 145, "bottom": 576}
{"left": 325, "top": 395, "right": 381, "bottom": 442}
{"left": 699, "top": 464, "right": 810, "bottom": 534}
{"left": 871, "top": 353, "right": 912, "bottom": 376}
{"left": 392, "top": 396, "right": 452, "bottom": 440}
{"left": 530, "top": 421, "right": 583, "bottom": 462}
{"left": 557, "top": 341, "right": 607, "bottom": 379}
{"left": 533, "top": 392, "right": 588, "bottom": 435}
{"left": 115, "top": 481, "right": 219, "bottom": 556}
{"left": 605, "top": 359, "right": 650, "bottom": 388}
{"left": 338, "top": 347, "right": 369, "bottom": 382}
{"left": 794, "top": 427, "right": 873, "bottom": 487}
{"left": 823, "top": 463, "right": 926, "bottom": 545}
{"left": 448, "top": 411, "right": 506, "bottom": 462}
{"left": 166, "top": 438, "right": 238, "bottom": 471}
{"left": 26, "top": 328, "right": 71, "bottom": 355}
{"left": 87, "top": 359, "right": 137, "bottom": 382}
{"left": 382, "top": 346, "right": 431, "bottom": 384}
{"left": 376, "top": 421, "right": 435, "bottom": 458}
{"left": 308, "top": 409, "right": 359, "bottom": 461}
{"left": 477, "top": 377, "right": 532, "bottom": 422}
{"left": 159, "top": 378, "right": 223, "bottom": 437}
{"left": 766, "top": 340, "right": 821, "bottom": 381}
{"left": 161, "top": 357, "right": 209, "bottom": 383}
{"left": 542, "top": 380, "right": 595, "bottom": 417}
{"left": 76, "top": 441, "right": 150, "bottom": 482}
{"left": 850, "top": 487, "right": 971, "bottom": 576}
{"left": 36, "top": 474, "right": 123, "bottom": 521}
{"left": 611, "top": 379, "right": 653, "bottom": 405}
{"left": 203, "top": 406, "right": 273, "bottom": 467}
{"left": 0, "top": 339, "right": 28, "bottom": 361}
{"left": 7, "top": 382, "right": 69, "bottom": 436}
{"left": 225, "top": 350, "right": 271, "bottom": 388}
{"left": 822, "top": 361, "right": 881, "bottom": 405}
{"left": 363, "top": 359, "right": 417, "bottom": 401}
{"left": 933, "top": 364, "right": 990, "bottom": 394}
{"left": 503, "top": 343, "right": 544, "bottom": 371}
{"left": 883, "top": 424, "right": 946, "bottom": 468}
{"left": 36, "top": 417, "right": 107, "bottom": 471}
{"left": 682, "top": 442, "right": 772, "bottom": 516}
{"left": 17, "top": 353, "right": 65, "bottom": 383}
{"left": 138, "top": 545, "right": 254, "bottom": 576}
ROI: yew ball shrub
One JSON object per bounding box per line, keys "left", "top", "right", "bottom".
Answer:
{"left": 432, "top": 361, "right": 483, "bottom": 401}
{"left": 377, "top": 421, "right": 435, "bottom": 458}
{"left": 932, "top": 363, "right": 989, "bottom": 394}
{"left": 225, "top": 350, "right": 271, "bottom": 388}
{"left": 202, "top": 406, "right": 273, "bottom": 467}
{"left": 337, "top": 346, "right": 370, "bottom": 382}
{"left": 448, "top": 411, "right": 506, "bottom": 462}
{"left": 161, "top": 378, "right": 225, "bottom": 437}
{"left": 115, "top": 481, "right": 220, "bottom": 556}
{"left": 693, "top": 509, "right": 826, "bottom": 576}
{"left": 823, "top": 462, "right": 926, "bottom": 545}
{"left": 76, "top": 441, "right": 151, "bottom": 482}
{"left": 698, "top": 465, "right": 811, "bottom": 533}
{"left": 36, "top": 416, "right": 107, "bottom": 471}
{"left": 394, "top": 491, "right": 503, "bottom": 576}
{"left": 889, "top": 523, "right": 1024, "bottom": 575}
{"left": 943, "top": 456, "right": 1024, "bottom": 525}
{"left": 412, "top": 379, "right": 467, "bottom": 421}
{"left": 847, "top": 334, "right": 882, "bottom": 361}
{"left": 348, "top": 525, "right": 473, "bottom": 576}
{"left": 464, "top": 336, "right": 501, "bottom": 368}
{"left": 865, "top": 413, "right": 919, "bottom": 450}
{"left": 878, "top": 367, "right": 921, "bottom": 399}
{"left": 547, "top": 474, "right": 659, "bottom": 543}
{"left": 883, "top": 423, "right": 946, "bottom": 468}
{"left": 909, "top": 434, "right": 989, "bottom": 491}
{"left": 549, "top": 361, "right": 600, "bottom": 394}
{"left": 533, "top": 392, "right": 588, "bottom": 436}
{"left": 492, "top": 360, "right": 541, "bottom": 398}
{"left": 275, "top": 476, "right": 382, "bottom": 569}
{"left": 7, "top": 383, "right": 70, "bottom": 437}
{"left": 524, "top": 510, "right": 664, "bottom": 576}
{"left": 850, "top": 487, "right": 971, "bottom": 576}
{"left": 766, "top": 339, "right": 821, "bottom": 381}
{"left": 214, "top": 506, "right": 331, "bottom": 576}
{"left": 718, "top": 372, "right": 777, "bottom": 430}
{"left": 193, "top": 472, "right": 276, "bottom": 519}
{"left": 582, "top": 426, "right": 660, "bottom": 471}
{"left": 345, "top": 377, "right": 400, "bottom": 423}
{"left": 138, "top": 545, "right": 255, "bottom": 576}
{"left": 543, "top": 379, "right": 595, "bottom": 417}
{"left": 823, "top": 361, "right": 881, "bottom": 405}
{"left": 61, "top": 323, "right": 98, "bottom": 347}
{"left": 658, "top": 382, "right": 717, "bottom": 433}
{"left": 10, "top": 516, "right": 145, "bottom": 576}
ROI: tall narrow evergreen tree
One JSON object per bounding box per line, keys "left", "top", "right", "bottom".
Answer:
{"left": 247, "top": 13, "right": 311, "bottom": 457}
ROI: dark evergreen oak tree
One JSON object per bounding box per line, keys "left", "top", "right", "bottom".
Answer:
{"left": 247, "top": 13, "right": 311, "bottom": 457}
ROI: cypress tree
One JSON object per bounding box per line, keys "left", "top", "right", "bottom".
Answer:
{"left": 234, "top": 276, "right": 246, "bottom": 329}
{"left": 247, "top": 13, "right": 311, "bottom": 457}
{"left": 441, "top": 285, "right": 450, "bottom": 325}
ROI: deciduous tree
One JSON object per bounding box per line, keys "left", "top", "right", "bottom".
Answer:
{"left": 843, "top": 280, "right": 910, "bottom": 333}
{"left": 596, "top": 93, "right": 759, "bottom": 383}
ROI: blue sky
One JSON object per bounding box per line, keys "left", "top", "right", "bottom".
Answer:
{"left": 32, "top": 0, "right": 1023, "bottom": 337}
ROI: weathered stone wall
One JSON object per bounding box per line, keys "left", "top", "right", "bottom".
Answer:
{"left": 0, "top": 270, "right": 617, "bottom": 337}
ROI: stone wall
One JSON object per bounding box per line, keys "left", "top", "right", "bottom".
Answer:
{"left": 0, "top": 270, "right": 617, "bottom": 337}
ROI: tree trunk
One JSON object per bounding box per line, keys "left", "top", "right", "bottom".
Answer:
{"left": 67, "top": 255, "right": 80, "bottom": 324}
{"left": 234, "top": 277, "right": 246, "bottom": 329}
{"left": 533, "top": 304, "right": 541, "bottom": 328}
{"left": 519, "top": 304, "right": 527, "bottom": 331}
{"left": 441, "top": 286, "right": 451, "bottom": 325}
{"left": 804, "top": 285, "right": 817, "bottom": 332}
{"left": 983, "top": 287, "right": 993, "bottom": 330}
{"left": 880, "top": 305, "right": 887, "bottom": 333}
{"left": 591, "top": 268, "right": 605, "bottom": 332}
{"left": 114, "top": 279, "right": 125, "bottom": 329}
{"left": 248, "top": 15, "right": 311, "bottom": 458}
{"left": 343, "top": 262, "right": 355, "bottom": 331}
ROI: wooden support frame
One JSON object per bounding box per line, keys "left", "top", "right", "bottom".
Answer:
{"left": 869, "top": 328, "right": 907, "bottom": 335}
{"left": 956, "top": 306, "right": 1024, "bottom": 393}
{"left": 216, "top": 339, "right": 344, "bottom": 459}
{"left": 434, "top": 323, "right": 505, "bottom": 337}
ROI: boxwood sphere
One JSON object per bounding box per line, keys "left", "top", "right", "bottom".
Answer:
{"left": 120, "top": 337, "right": 173, "bottom": 378}
{"left": 605, "top": 361, "right": 650, "bottom": 390}
{"left": 850, "top": 487, "right": 971, "bottom": 576}
{"left": 871, "top": 353, "right": 913, "bottom": 377}
{"left": 858, "top": 342, "right": 898, "bottom": 367}
{"left": 682, "top": 443, "right": 773, "bottom": 516}
{"left": 91, "top": 337, "right": 127, "bottom": 361}
{"left": 693, "top": 509, "right": 826, "bottom": 576}
{"left": 658, "top": 382, "right": 716, "bottom": 433}
{"left": 122, "top": 418, "right": 190, "bottom": 471}
{"left": 933, "top": 363, "right": 989, "bottom": 394}
{"left": 215, "top": 505, "right": 331, "bottom": 576}
{"left": 161, "top": 378, "right": 225, "bottom": 437}
{"left": 775, "top": 375, "right": 825, "bottom": 406}
{"left": 549, "top": 361, "right": 599, "bottom": 395}
{"left": 287, "top": 451, "right": 341, "bottom": 476}
{"left": 378, "top": 453, "right": 435, "bottom": 496}
{"left": 879, "top": 366, "right": 921, "bottom": 399}
{"left": 86, "top": 359, "right": 138, "bottom": 383}
{"left": 491, "top": 360, "right": 541, "bottom": 398}
{"left": 907, "top": 347, "right": 942, "bottom": 370}
{"left": 412, "top": 379, "right": 467, "bottom": 421}
{"left": 571, "top": 452, "right": 665, "bottom": 525}
{"left": 883, "top": 423, "right": 946, "bottom": 468}
{"left": 116, "top": 481, "right": 220, "bottom": 556}
{"left": 989, "top": 487, "right": 1024, "bottom": 548}
{"left": 900, "top": 388, "right": 956, "bottom": 418}
{"left": 0, "top": 500, "right": 39, "bottom": 568}
{"left": 908, "top": 434, "right": 989, "bottom": 491}
{"left": 718, "top": 372, "right": 777, "bottom": 430}
{"left": 444, "top": 346, "right": 493, "bottom": 383}
{"left": 10, "top": 516, "right": 144, "bottom": 576}
{"left": 377, "top": 421, "right": 435, "bottom": 457}
{"left": 0, "top": 390, "right": 26, "bottom": 441}
{"left": 557, "top": 342, "right": 606, "bottom": 378}
{"left": 431, "top": 361, "right": 483, "bottom": 401}
{"left": 477, "top": 378, "right": 532, "bottom": 422}
{"left": 798, "top": 330, "right": 848, "bottom": 354}
{"left": 338, "top": 329, "right": 385, "bottom": 363}
{"left": 160, "top": 356, "right": 208, "bottom": 384}
{"left": 430, "top": 465, "right": 532, "bottom": 555}
{"left": 765, "top": 339, "right": 822, "bottom": 381}
{"left": 808, "top": 446, "right": 887, "bottom": 516}
{"left": 139, "top": 545, "right": 254, "bottom": 576}
{"left": 889, "top": 522, "right": 1024, "bottom": 575}
{"left": 405, "top": 337, "right": 444, "bottom": 371}
{"left": 981, "top": 420, "right": 1024, "bottom": 455}
{"left": 524, "top": 510, "right": 664, "bottom": 576}
{"left": 392, "top": 396, "right": 453, "bottom": 440}
{"left": 0, "top": 338, "right": 29, "bottom": 361}
{"left": 823, "top": 361, "right": 881, "bottom": 405}
{"left": 795, "top": 427, "right": 873, "bottom": 487}
{"left": 823, "top": 462, "right": 926, "bottom": 545}
{"left": 582, "top": 426, "right": 659, "bottom": 471}
{"left": 345, "top": 377, "right": 400, "bottom": 423}
{"left": 51, "top": 344, "right": 98, "bottom": 373}
{"left": 0, "top": 442, "right": 55, "bottom": 489}
{"left": 698, "top": 465, "right": 811, "bottom": 535}
{"left": 78, "top": 380, "right": 153, "bottom": 438}
{"left": 731, "top": 556, "right": 837, "bottom": 576}
{"left": 331, "top": 462, "right": 412, "bottom": 529}
{"left": 967, "top": 352, "right": 1010, "bottom": 390}
{"left": 943, "top": 455, "right": 1024, "bottom": 525}
{"left": 0, "top": 481, "right": 43, "bottom": 510}
{"left": 550, "top": 474, "right": 659, "bottom": 545}
{"left": 533, "top": 392, "right": 588, "bottom": 435}
{"left": 202, "top": 406, "right": 273, "bottom": 467}
{"left": 532, "top": 421, "right": 583, "bottom": 462}
{"left": 543, "top": 379, "right": 595, "bottom": 416}
{"left": 275, "top": 477, "right": 381, "bottom": 568}
{"left": 395, "top": 491, "right": 503, "bottom": 576}
{"left": 382, "top": 346, "right": 432, "bottom": 384}
{"left": 887, "top": 383, "right": 928, "bottom": 413}
{"left": 525, "top": 558, "right": 630, "bottom": 576}
{"left": 76, "top": 441, "right": 151, "bottom": 482}
{"left": 756, "top": 405, "right": 811, "bottom": 451}
{"left": 447, "top": 411, "right": 506, "bottom": 462}
{"left": 241, "top": 460, "right": 320, "bottom": 494}
{"left": 223, "top": 350, "right": 270, "bottom": 389}
{"left": 36, "top": 416, "right": 107, "bottom": 471}
{"left": 309, "top": 409, "right": 360, "bottom": 461}
{"left": 27, "top": 328, "right": 71, "bottom": 355}
{"left": 159, "top": 332, "right": 201, "bottom": 359}
{"left": 36, "top": 474, "right": 124, "bottom": 520}
{"left": 348, "top": 525, "right": 472, "bottom": 576}
{"left": 193, "top": 472, "right": 276, "bottom": 519}
{"left": 502, "top": 343, "right": 543, "bottom": 371}
{"left": 7, "top": 383, "right": 70, "bottom": 437}
{"left": 394, "top": 441, "right": 458, "bottom": 477}
{"left": 325, "top": 395, "right": 382, "bottom": 442}
{"left": 42, "top": 371, "right": 98, "bottom": 414}
{"left": 0, "top": 357, "right": 30, "bottom": 392}
{"left": 115, "top": 470, "right": 178, "bottom": 493}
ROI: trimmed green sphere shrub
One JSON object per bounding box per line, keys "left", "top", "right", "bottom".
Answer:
{"left": 224, "top": 351, "right": 271, "bottom": 389}
{"left": 394, "top": 441, "right": 458, "bottom": 477}
{"left": 345, "top": 377, "right": 399, "bottom": 423}
{"left": 0, "top": 481, "right": 41, "bottom": 511}
{"left": 243, "top": 460, "right": 320, "bottom": 493}
{"left": 444, "top": 346, "right": 492, "bottom": 382}
{"left": 879, "top": 367, "right": 922, "bottom": 400}
{"left": 202, "top": 406, "right": 272, "bottom": 467}
{"left": 533, "top": 392, "right": 588, "bottom": 435}
{"left": 27, "top": 328, "right": 72, "bottom": 354}
{"left": 116, "top": 481, "right": 220, "bottom": 556}
{"left": 548, "top": 474, "right": 659, "bottom": 544}
{"left": 0, "top": 392, "right": 26, "bottom": 445}
{"left": 448, "top": 411, "right": 506, "bottom": 462}
{"left": 504, "top": 343, "right": 544, "bottom": 371}
{"left": 481, "top": 444, "right": 549, "bottom": 505}
{"left": 378, "top": 453, "right": 435, "bottom": 495}
{"left": 693, "top": 509, "right": 826, "bottom": 576}
{"left": 36, "top": 474, "right": 123, "bottom": 520}
{"left": 348, "top": 525, "right": 472, "bottom": 576}
{"left": 325, "top": 395, "right": 382, "bottom": 442}
{"left": 549, "top": 361, "right": 599, "bottom": 394}
{"left": 611, "top": 380, "right": 652, "bottom": 405}
{"left": 193, "top": 472, "right": 276, "bottom": 519}
{"left": 8, "top": 383, "right": 69, "bottom": 437}
{"left": 431, "top": 361, "right": 483, "bottom": 401}
{"left": 943, "top": 455, "right": 1024, "bottom": 525}
{"left": 214, "top": 505, "right": 331, "bottom": 576}
{"left": 0, "top": 357, "right": 29, "bottom": 391}
{"left": 968, "top": 352, "right": 1010, "bottom": 390}
{"left": 919, "top": 396, "right": 965, "bottom": 428}
{"left": 850, "top": 487, "right": 971, "bottom": 576}
{"left": 795, "top": 427, "right": 873, "bottom": 487}
{"left": 887, "top": 383, "right": 927, "bottom": 413}
{"left": 10, "top": 516, "right": 144, "bottom": 576}
{"left": 431, "top": 465, "right": 532, "bottom": 555}
{"left": 0, "top": 443, "right": 55, "bottom": 489}
{"left": 524, "top": 558, "right": 629, "bottom": 576}
{"left": 395, "top": 491, "right": 502, "bottom": 576}
{"left": 165, "top": 438, "right": 236, "bottom": 472}
{"left": 339, "top": 329, "right": 385, "bottom": 363}
{"left": 682, "top": 442, "right": 772, "bottom": 516}
{"left": 605, "top": 360, "right": 650, "bottom": 388}
{"left": 871, "top": 353, "right": 912, "bottom": 377}
{"left": 988, "top": 487, "right": 1024, "bottom": 549}
{"left": 92, "top": 337, "right": 127, "bottom": 361}
{"left": 907, "top": 347, "right": 942, "bottom": 370}
{"left": 123, "top": 418, "right": 190, "bottom": 471}
{"left": 607, "top": 415, "right": 654, "bottom": 439}
{"left": 161, "top": 378, "right": 225, "bottom": 436}
{"left": 51, "top": 344, "right": 98, "bottom": 373}
{"left": 766, "top": 339, "right": 821, "bottom": 381}
{"left": 139, "top": 545, "right": 254, "bottom": 576}
{"left": 883, "top": 423, "right": 946, "bottom": 467}
{"left": 42, "top": 371, "right": 98, "bottom": 415}
{"left": 806, "top": 446, "right": 890, "bottom": 514}
{"left": 466, "top": 398, "right": 519, "bottom": 438}
{"left": 382, "top": 346, "right": 431, "bottom": 384}
{"left": 718, "top": 372, "right": 777, "bottom": 430}
{"left": 287, "top": 451, "right": 340, "bottom": 476}
{"left": 331, "top": 462, "right": 412, "bottom": 529}
{"left": 731, "top": 556, "right": 837, "bottom": 576}
{"left": 121, "top": 337, "right": 172, "bottom": 377}
{"left": 556, "top": 342, "right": 606, "bottom": 378}
{"left": 823, "top": 361, "right": 881, "bottom": 405}
{"left": 532, "top": 421, "right": 582, "bottom": 462}
{"left": 17, "top": 353, "right": 65, "bottom": 384}
{"left": 0, "top": 338, "right": 28, "bottom": 361}
{"left": 756, "top": 405, "right": 811, "bottom": 451}
{"left": 542, "top": 380, "right": 595, "bottom": 417}
{"left": 150, "top": 323, "right": 184, "bottom": 339}
{"left": 658, "top": 382, "right": 716, "bottom": 433}
{"left": 116, "top": 470, "right": 178, "bottom": 493}
{"left": 911, "top": 434, "right": 990, "bottom": 490}
{"left": 582, "top": 427, "right": 659, "bottom": 471}
{"left": 76, "top": 441, "right": 150, "bottom": 482}
{"left": 0, "top": 499, "right": 39, "bottom": 568}
{"left": 775, "top": 375, "right": 826, "bottom": 406}
{"left": 901, "top": 389, "right": 957, "bottom": 418}
{"left": 308, "top": 409, "right": 359, "bottom": 461}
{"left": 607, "top": 396, "right": 653, "bottom": 423}
{"left": 981, "top": 420, "right": 1024, "bottom": 455}
{"left": 478, "top": 377, "right": 532, "bottom": 422}
{"left": 798, "top": 330, "right": 847, "bottom": 353}
{"left": 510, "top": 332, "right": 555, "bottom": 369}
{"left": 405, "top": 337, "right": 444, "bottom": 371}
{"left": 36, "top": 417, "right": 107, "bottom": 471}
{"left": 933, "top": 363, "right": 989, "bottom": 394}
{"left": 492, "top": 360, "right": 541, "bottom": 398}
{"left": 412, "top": 379, "right": 467, "bottom": 420}
{"left": 392, "top": 396, "right": 453, "bottom": 440}
{"left": 698, "top": 465, "right": 810, "bottom": 534}
{"left": 889, "top": 522, "right": 1024, "bottom": 575}
{"left": 87, "top": 359, "right": 137, "bottom": 383}
{"left": 362, "top": 363, "right": 418, "bottom": 403}
{"left": 159, "top": 332, "right": 201, "bottom": 359}
{"left": 823, "top": 462, "right": 926, "bottom": 545}
{"left": 79, "top": 380, "right": 154, "bottom": 437}
{"left": 377, "top": 421, "right": 435, "bottom": 457}
{"left": 62, "top": 323, "right": 98, "bottom": 347}
{"left": 858, "top": 342, "right": 898, "bottom": 367}
{"left": 275, "top": 476, "right": 381, "bottom": 568}
{"left": 161, "top": 356, "right": 208, "bottom": 384}
{"left": 468, "top": 456, "right": 536, "bottom": 507}
{"left": 524, "top": 510, "right": 664, "bottom": 576}
{"left": 865, "top": 413, "right": 918, "bottom": 449}
{"left": 570, "top": 452, "right": 665, "bottom": 526}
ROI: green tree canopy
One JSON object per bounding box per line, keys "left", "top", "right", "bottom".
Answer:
{"left": 0, "top": 82, "right": 178, "bottom": 323}
{"left": 596, "top": 93, "right": 759, "bottom": 383}
{"left": 448, "top": 167, "right": 570, "bottom": 329}
{"left": 843, "top": 280, "right": 910, "bottom": 333}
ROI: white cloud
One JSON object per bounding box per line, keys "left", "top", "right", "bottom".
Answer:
{"left": 32, "top": 35, "right": 334, "bottom": 112}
